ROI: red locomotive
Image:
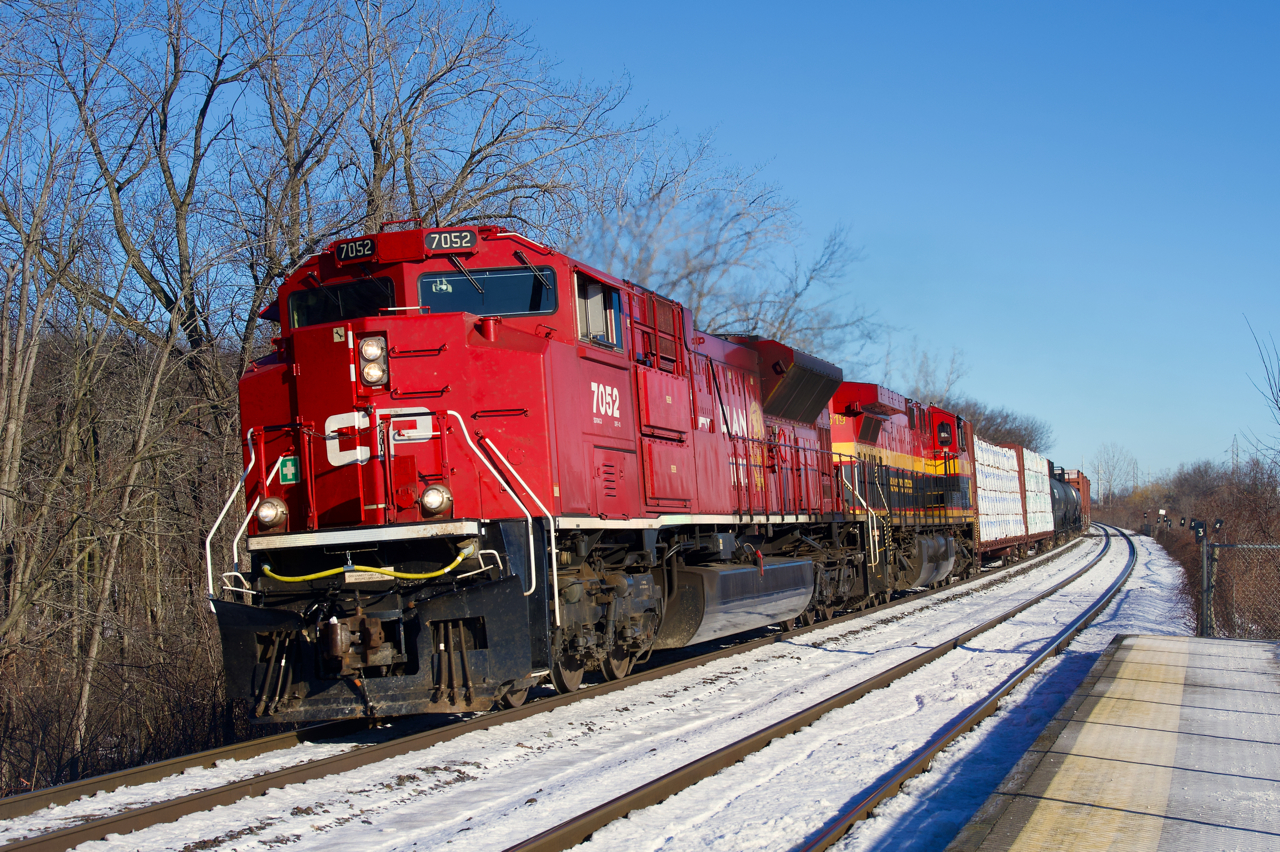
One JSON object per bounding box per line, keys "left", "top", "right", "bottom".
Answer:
{"left": 209, "top": 225, "right": 1086, "bottom": 722}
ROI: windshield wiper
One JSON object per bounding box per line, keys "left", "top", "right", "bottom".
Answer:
{"left": 448, "top": 255, "right": 484, "bottom": 295}
{"left": 514, "top": 249, "right": 551, "bottom": 290}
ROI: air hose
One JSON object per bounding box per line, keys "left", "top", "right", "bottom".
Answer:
{"left": 262, "top": 542, "right": 477, "bottom": 583}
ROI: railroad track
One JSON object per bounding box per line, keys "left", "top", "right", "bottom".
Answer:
{"left": 505, "top": 524, "right": 1133, "bottom": 852}
{"left": 0, "top": 533, "right": 1094, "bottom": 852}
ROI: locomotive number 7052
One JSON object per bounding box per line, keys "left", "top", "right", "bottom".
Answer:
{"left": 591, "top": 382, "right": 620, "bottom": 418}
{"left": 335, "top": 238, "right": 374, "bottom": 262}
{"left": 425, "top": 229, "right": 477, "bottom": 251}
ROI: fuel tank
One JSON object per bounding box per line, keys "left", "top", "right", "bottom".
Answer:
{"left": 653, "top": 557, "right": 815, "bottom": 649}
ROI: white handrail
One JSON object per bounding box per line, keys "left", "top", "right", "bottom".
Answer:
{"left": 220, "top": 572, "right": 257, "bottom": 600}
{"left": 205, "top": 428, "right": 256, "bottom": 610}
{"left": 842, "top": 461, "right": 880, "bottom": 569}
{"left": 482, "top": 435, "right": 561, "bottom": 627}
{"left": 447, "top": 411, "right": 538, "bottom": 598}
{"left": 234, "top": 497, "right": 261, "bottom": 568}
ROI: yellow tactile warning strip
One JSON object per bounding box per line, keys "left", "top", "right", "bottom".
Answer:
{"left": 955, "top": 635, "right": 1280, "bottom": 852}
{"left": 1003, "top": 638, "right": 1187, "bottom": 850}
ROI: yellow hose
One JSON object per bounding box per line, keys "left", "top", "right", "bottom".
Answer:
{"left": 262, "top": 544, "right": 476, "bottom": 583}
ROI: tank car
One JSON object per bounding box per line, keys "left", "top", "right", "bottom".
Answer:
{"left": 1050, "top": 468, "right": 1084, "bottom": 537}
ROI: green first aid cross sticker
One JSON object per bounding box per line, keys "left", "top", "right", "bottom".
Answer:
{"left": 279, "top": 456, "right": 300, "bottom": 484}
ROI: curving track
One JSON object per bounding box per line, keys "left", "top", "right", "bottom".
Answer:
{"left": 0, "top": 533, "right": 1105, "bottom": 852}
{"left": 511, "top": 526, "right": 1134, "bottom": 852}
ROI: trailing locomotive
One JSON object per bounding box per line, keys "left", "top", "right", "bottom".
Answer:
{"left": 209, "top": 224, "right": 1086, "bottom": 722}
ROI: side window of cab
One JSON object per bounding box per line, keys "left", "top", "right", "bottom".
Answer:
{"left": 576, "top": 272, "right": 623, "bottom": 349}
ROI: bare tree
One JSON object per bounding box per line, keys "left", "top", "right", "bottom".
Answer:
{"left": 337, "top": 0, "right": 638, "bottom": 237}
{"left": 37, "top": 0, "right": 281, "bottom": 411}
{"left": 716, "top": 226, "right": 881, "bottom": 365}
{"left": 572, "top": 136, "right": 790, "bottom": 315}
{"left": 1247, "top": 319, "right": 1280, "bottom": 461}
{"left": 227, "top": 0, "right": 362, "bottom": 370}
{"left": 946, "top": 397, "right": 1055, "bottom": 453}
{"left": 571, "top": 136, "right": 880, "bottom": 366}
{"left": 882, "top": 336, "right": 966, "bottom": 404}
{"left": 1092, "top": 441, "right": 1137, "bottom": 507}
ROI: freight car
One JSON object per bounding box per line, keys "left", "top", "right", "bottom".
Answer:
{"left": 208, "top": 224, "right": 1086, "bottom": 723}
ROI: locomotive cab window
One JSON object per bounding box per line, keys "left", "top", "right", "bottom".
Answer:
{"left": 937, "top": 421, "right": 953, "bottom": 447}
{"left": 957, "top": 419, "right": 967, "bottom": 451}
{"left": 576, "top": 273, "right": 623, "bottom": 349}
{"left": 417, "top": 265, "right": 556, "bottom": 317}
{"left": 289, "top": 277, "right": 394, "bottom": 329}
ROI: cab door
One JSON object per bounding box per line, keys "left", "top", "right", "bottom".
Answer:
{"left": 567, "top": 271, "right": 639, "bottom": 519}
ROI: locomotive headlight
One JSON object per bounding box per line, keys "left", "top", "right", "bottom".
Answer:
{"left": 256, "top": 497, "right": 289, "bottom": 529}
{"left": 358, "top": 335, "right": 388, "bottom": 387}
{"left": 420, "top": 484, "right": 453, "bottom": 515}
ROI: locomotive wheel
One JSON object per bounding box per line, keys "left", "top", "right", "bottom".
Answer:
{"left": 500, "top": 688, "right": 529, "bottom": 709}
{"left": 601, "top": 647, "right": 634, "bottom": 681}
{"left": 551, "top": 657, "right": 585, "bottom": 694}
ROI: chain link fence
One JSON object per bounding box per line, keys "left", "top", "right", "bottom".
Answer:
{"left": 1200, "top": 543, "right": 1280, "bottom": 640}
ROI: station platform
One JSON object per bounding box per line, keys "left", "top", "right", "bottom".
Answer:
{"left": 948, "top": 634, "right": 1280, "bottom": 851}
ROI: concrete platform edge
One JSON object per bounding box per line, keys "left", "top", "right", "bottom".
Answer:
{"left": 943, "top": 633, "right": 1135, "bottom": 852}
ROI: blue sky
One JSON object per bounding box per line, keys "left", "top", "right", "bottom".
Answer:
{"left": 505, "top": 0, "right": 1280, "bottom": 478}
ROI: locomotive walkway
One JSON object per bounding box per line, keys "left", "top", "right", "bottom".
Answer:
{"left": 948, "top": 633, "right": 1280, "bottom": 852}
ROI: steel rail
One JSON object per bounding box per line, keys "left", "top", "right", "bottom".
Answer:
{"left": 501, "top": 527, "right": 1120, "bottom": 852}
{"left": 797, "top": 524, "right": 1136, "bottom": 851}
{"left": 0, "top": 719, "right": 364, "bottom": 823}
{"left": 0, "top": 534, "right": 1091, "bottom": 852}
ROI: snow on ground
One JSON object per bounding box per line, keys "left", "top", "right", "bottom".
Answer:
{"left": 571, "top": 529, "right": 1163, "bottom": 852}
{"left": 831, "top": 532, "right": 1192, "bottom": 852}
{"left": 0, "top": 740, "right": 361, "bottom": 846}
{"left": 64, "top": 536, "right": 1108, "bottom": 852}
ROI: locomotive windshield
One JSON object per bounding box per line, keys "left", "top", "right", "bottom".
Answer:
{"left": 418, "top": 266, "right": 556, "bottom": 316}
{"left": 289, "top": 277, "right": 394, "bottom": 328}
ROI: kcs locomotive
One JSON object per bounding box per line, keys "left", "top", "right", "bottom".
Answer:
{"left": 209, "top": 224, "right": 1086, "bottom": 722}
